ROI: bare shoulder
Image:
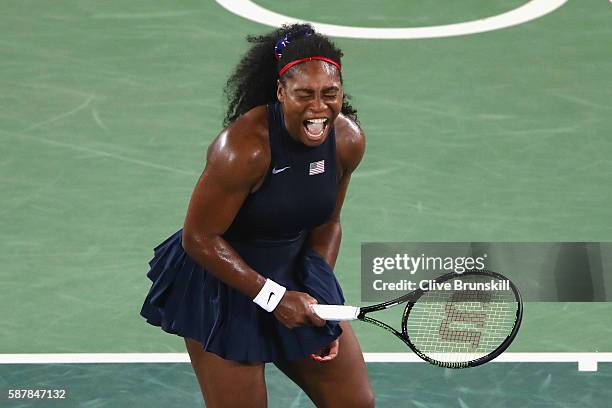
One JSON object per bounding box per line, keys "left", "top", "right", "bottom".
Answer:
{"left": 205, "top": 105, "right": 270, "bottom": 189}
{"left": 333, "top": 113, "right": 365, "bottom": 174}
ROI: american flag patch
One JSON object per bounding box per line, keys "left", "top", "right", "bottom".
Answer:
{"left": 309, "top": 159, "right": 325, "bottom": 176}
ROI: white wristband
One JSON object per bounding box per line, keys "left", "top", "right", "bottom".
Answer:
{"left": 253, "top": 279, "right": 286, "bottom": 312}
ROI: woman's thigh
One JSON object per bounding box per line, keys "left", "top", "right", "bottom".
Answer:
{"left": 274, "top": 322, "right": 375, "bottom": 408}
{"left": 184, "top": 338, "right": 267, "bottom": 408}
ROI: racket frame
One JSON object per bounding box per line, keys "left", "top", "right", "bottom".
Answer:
{"left": 358, "top": 269, "right": 523, "bottom": 368}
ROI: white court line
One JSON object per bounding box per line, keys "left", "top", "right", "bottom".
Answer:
{"left": 214, "top": 0, "right": 569, "bottom": 39}
{"left": 1, "top": 353, "right": 610, "bottom": 372}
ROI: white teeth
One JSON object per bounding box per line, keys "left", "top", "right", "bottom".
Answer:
{"left": 304, "top": 117, "right": 327, "bottom": 139}
{"left": 306, "top": 118, "right": 327, "bottom": 124}
{"left": 305, "top": 128, "right": 324, "bottom": 137}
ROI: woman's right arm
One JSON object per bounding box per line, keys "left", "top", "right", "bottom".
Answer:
{"left": 182, "top": 121, "right": 268, "bottom": 298}
{"left": 181, "top": 113, "right": 324, "bottom": 328}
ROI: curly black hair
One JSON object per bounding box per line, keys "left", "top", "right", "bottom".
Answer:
{"left": 223, "top": 23, "right": 358, "bottom": 127}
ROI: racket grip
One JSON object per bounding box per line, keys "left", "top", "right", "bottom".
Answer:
{"left": 311, "top": 305, "right": 360, "bottom": 321}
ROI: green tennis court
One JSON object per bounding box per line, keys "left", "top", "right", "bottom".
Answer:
{"left": 2, "top": 0, "right": 611, "bottom": 406}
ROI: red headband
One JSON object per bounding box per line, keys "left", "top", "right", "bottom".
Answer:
{"left": 278, "top": 56, "right": 341, "bottom": 76}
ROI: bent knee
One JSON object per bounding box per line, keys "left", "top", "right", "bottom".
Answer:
{"left": 320, "top": 388, "right": 375, "bottom": 408}
{"left": 353, "top": 389, "right": 375, "bottom": 408}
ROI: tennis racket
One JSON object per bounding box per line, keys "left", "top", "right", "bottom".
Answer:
{"left": 312, "top": 269, "right": 522, "bottom": 368}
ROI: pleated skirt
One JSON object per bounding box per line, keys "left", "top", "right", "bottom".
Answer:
{"left": 139, "top": 229, "right": 345, "bottom": 362}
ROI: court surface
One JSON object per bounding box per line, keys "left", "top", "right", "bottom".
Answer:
{"left": 1, "top": 0, "right": 611, "bottom": 406}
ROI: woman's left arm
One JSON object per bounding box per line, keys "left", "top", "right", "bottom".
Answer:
{"left": 307, "top": 116, "right": 365, "bottom": 267}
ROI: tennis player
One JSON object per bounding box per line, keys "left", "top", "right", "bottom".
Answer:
{"left": 140, "top": 24, "right": 374, "bottom": 407}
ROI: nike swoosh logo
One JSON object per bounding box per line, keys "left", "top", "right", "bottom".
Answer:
{"left": 272, "top": 166, "right": 290, "bottom": 174}
{"left": 267, "top": 292, "right": 275, "bottom": 304}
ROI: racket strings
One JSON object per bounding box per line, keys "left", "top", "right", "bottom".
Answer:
{"left": 405, "top": 274, "right": 519, "bottom": 366}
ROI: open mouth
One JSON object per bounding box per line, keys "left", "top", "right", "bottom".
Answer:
{"left": 303, "top": 118, "right": 329, "bottom": 140}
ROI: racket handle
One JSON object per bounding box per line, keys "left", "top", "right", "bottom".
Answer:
{"left": 311, "top": 305, "right": 360, "bottom": 321}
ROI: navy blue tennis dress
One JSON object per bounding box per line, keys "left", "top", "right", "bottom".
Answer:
{"left": 140, "top": 102, "right": 345, "bottom": 362}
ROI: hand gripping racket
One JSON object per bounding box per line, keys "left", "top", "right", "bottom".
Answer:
{"left": 312, "top": 270, "right": 522, "bottom": 368}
